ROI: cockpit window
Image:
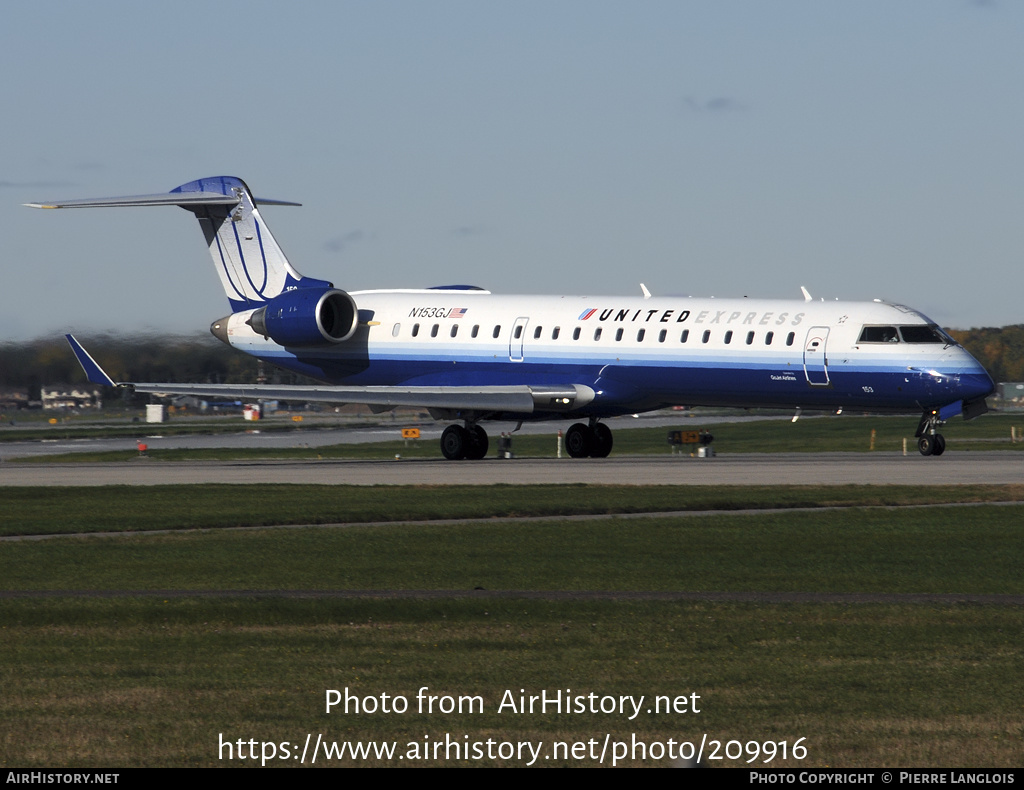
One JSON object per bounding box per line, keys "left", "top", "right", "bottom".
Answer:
{"left": 899, "top": 325, "right": 947, "bottom": 344}
{"left": 858, "top": 326, "right": 899, "bottom": 343}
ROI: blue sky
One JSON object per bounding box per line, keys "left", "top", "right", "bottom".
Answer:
{"left": 3, "top": 1, "right": 1021, "bottom": 340}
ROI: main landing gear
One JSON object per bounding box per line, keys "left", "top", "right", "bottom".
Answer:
{"left": 440, "top": 423, "right": 489, "bottom": 460}
{"left": 438, "top": 420, "right": 615, "bottom": 460}
{"left": 915, "top": 412, "right": 947, "bottom": 457}
{"left": 564, "top": 421, "right": 613, "bottom": 458}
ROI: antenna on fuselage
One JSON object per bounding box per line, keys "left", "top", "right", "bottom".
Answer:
{"left": 640, "top": 283, "right": 652, "bottom": 299}
{"left": 800, "top": 286, "right": 812, "bottom": 302}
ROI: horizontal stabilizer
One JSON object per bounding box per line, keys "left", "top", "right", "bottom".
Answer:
{"left": 26, "top": 192, "right": 299, "bottom": 209}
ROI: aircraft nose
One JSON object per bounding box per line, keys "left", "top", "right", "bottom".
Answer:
{"left": 958, "top": 370, "right": 995, "bottom": 402}
{"left": 946, "top": 348, "right": 995, "bottom": 402}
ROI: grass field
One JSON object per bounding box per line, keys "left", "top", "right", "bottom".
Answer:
{"left": 1, "top": 484, "right": 1021, "bottom": 767}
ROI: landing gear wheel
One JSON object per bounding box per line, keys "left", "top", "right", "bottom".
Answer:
{"left": 565, "top": 423, "right": 593, "bottom": 458}
{"left": 932, "top": 434, "right": 946, "bottom": 457}
{"left": 466, "top": 425, "right": 489, "bottom": 460}
{"left": 590, "top": 423, "right": 613, "bottom": 458}
{"left": 441, "top": 425, "right": 470, "bottom": 460}
{"left": 917, "top": 435, "right": 934, "bottom": 457}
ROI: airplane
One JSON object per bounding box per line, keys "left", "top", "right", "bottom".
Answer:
{"left": 29, "top": 175, "right": 994, "bottom": 459}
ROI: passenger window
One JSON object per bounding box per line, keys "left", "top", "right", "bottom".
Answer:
{"left": 412, "top": 323, "right": 420, "bottom": 338}
{"left": 786, "top": 332, "right": 795, "bottom": 346}
{"left": 493, "top": 325, "right": 501, "bottom": 339}
{"left": 392, "top": 323, "right": 401, "bottom": 337}
{"left": 765, "top": 331, "right": 774, "bottom": 345}
{"left": 534, "top": 326, "right": 542, "bottom": 339}
{"left": 573, "top": 327, "right": 581, "bottom": 340}
{"left": 659, "top": 329, "right": 667, "bottom": 342}
{"left": 471, "top": 325, "right": 480, "bottom": 338}
{"left": 637, "top": 329, "right": 645, "bottom": 342}
{"left": 615, "top": 328, "right": 624, "bottom": 341}
{"left": 552, "top": 327, "right": 560, "bottom": 340}
{"left": 702, "top": 330, "right": 711, "bottom": 344}
{"left": 746, "top": 331, "right": 754, "bottom": 345}
{"left": 594, "top": 328, "right": 602, "bottom": 341}
{"left": 514, "top": 325, "right": 523, "bottom": 339}
{"left": 450, "top": 325, "right": 458, "bottom": 338}
{"left": 680, "top": 329, "right": 689, "bottom": 343}
{"left": 724, "top": 331, "right": 733, "bottom": 344}
{"left": 431, "top": 324, "right": 439, "bottom": 338}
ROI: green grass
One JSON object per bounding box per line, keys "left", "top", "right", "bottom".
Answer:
{"left": 1, "top": 598, "right": 1021, "bottom": 767}
{"left": 2, "top": 482, "right": 1022, "bottom": 767}
{"left": 3, "top": 483, "right": 1023, "bottom": 537}
{"left": 2, "top": 505, "right": 1023, "bottom": 594}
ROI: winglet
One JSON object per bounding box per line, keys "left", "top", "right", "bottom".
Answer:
{"left": 65, "top": 335, "right": 117, "bottom": 388}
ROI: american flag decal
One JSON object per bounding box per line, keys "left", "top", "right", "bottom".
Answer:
{"left": 578, "top": 308, "right": 597, "bottom": 320}
{"left": 450, "top": 307, "right": 468, "bottom": 318}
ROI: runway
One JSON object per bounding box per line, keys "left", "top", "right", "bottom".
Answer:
{"left": 2, "top": 451, "right": 1020, "bottom": 486}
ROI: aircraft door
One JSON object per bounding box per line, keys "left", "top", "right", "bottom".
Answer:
{"left": 509, "top": 317, "right": 529, "bottom": 362}
{"left": 803, "top": 327, "right": 830, "bottom": 386}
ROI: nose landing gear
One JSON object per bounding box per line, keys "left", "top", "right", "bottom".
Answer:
{"left": 915, "top": 411, "right": 946, "bottom": 457}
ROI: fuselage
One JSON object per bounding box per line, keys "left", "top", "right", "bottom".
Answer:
{"left": 215, "top": 289, "right": 994, "bottom": 420}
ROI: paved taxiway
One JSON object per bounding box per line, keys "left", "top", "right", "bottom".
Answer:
{"left": 2, "top": 452, "right": 1020, "bottom": 486}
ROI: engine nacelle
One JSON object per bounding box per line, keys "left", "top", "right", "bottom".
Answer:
{"left": 246, "top": 288, "right": 358, "bottom": 345}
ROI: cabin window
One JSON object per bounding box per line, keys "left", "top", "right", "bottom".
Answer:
{"left": 765, "top": 331, "right": 774, "bottom": 345}
{"left": 450, "top": 325, "right": 458, "bottom": 338}
{"left": 786, "top": 332, "right": 795, "bottom": 346}
{"left": 680, "top": 329, "right": 689, "bottom": 343}
{"left": 471, "top": 325, "right": 480, "bottom": 338}
{"left": 899, "top": 325, "right": 946, "bottom": 343}
{"left": 637, "top": 329, "right": 646, "bottom": 342}
{"left": 702, "top": 330, "right": 711, "bottom": 344}
{"left": 659, "top": 329, "right": 667, "bottom": 342}
{"left": 594, "top": 328, "right": 602, "bottom": 341}
{"left": 431, "top": 324, "right": 439, "bottom": 338}
{"left": 514, "top": 325, "right": 523, "bottom": 340}
{"left": 552, "top": 326, "right": 560, "bottom": 340}
{"left": 746, "top": 331, "right": 755, "bottom": 345}
{"left": 858, "top": 326, "right": 899, "bottom": 343}
{"left": 412, "top": 323, "right": 420, "bottom": 338}
{"left": 492, "top": 325, "right": 501, "bottom": 339}
{"left": 573, "top": 327, "right": 581, "bottom": 340}
{"left": 724, "top": 330, "right": 733, "bottom": 344}
{"left": 615, "top": 328, "right": 624, "bottom": 341}
{"left": 392, "top": 323, "right": 401, "bottom": 337}
{"left": 534, "top": 326, "right": 542, "bottom": 339}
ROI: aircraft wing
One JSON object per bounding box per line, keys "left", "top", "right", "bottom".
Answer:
{"left": 65, "top": 335, "right": 593, "bottom": 415}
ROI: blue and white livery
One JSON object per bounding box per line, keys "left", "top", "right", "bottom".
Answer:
{"left": 31, "top": 176, "right": 994, "bottom": 459}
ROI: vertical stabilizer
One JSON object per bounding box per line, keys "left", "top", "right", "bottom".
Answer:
{"left": 170, "top": 176, "right": 332, "bottom": 311}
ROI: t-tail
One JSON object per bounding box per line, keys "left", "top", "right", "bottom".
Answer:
{"left": 27, "top": 176, "right": 359, "bottom": 344}
{"left": 169, "top": 176, "right": 334, "bottom": 311}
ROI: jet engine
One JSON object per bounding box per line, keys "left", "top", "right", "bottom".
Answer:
{"left": 246, "top": 287, "right": 359, "bottom": 345}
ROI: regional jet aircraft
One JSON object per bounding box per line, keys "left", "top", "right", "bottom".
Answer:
{"left": 30, "top": 176, "right": 994, "bottom": 459}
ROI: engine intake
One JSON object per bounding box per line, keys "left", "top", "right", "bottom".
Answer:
{"left": 247, "top": 288, "right": 358, "bottom": 345}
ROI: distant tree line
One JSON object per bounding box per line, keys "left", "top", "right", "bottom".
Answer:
{"left": 947, "top": 325, "right": 1024, "bottom": 384}
{"left": 0, "top": 333, "right": 311, "bottom": 401}
{"left": 1, "top": 325, "right": 1022, "bottom": 404}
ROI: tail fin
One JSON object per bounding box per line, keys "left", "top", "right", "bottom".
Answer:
{"left": 170, "top": 176, "right": 331, "bottom": 311}
{"left": 27, "top": 176, "right": 332, "bottom": 312}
